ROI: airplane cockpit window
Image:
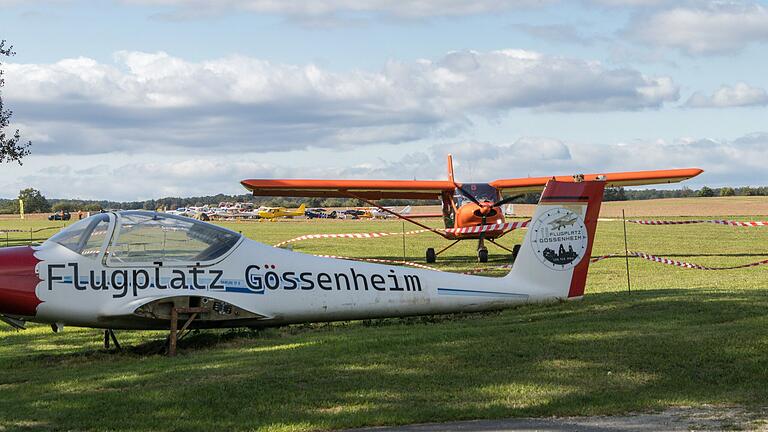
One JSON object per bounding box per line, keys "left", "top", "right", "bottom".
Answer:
{"left": 49, "top": 213, "right": 112, "bottom": 259}
{"left": 106, "top": 211, "right": 241, "bottom": 265}
{"left": 453, "top": 183, "right": 501, "bottom": 207}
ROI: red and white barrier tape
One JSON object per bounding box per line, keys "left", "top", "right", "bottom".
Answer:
{"left": 312, "top": 254, "right": 441, "bottom": 271}
{"left": 274, "top": 220, "right": 531, "bottom": 247}
{"left": 629, "top": 219, "right": 768, "bottom": 227}
{"left": 312, "top": 250, "right": 768, "bottom": 274}
{"left": 590, "top": 253, "right": 620, "bottom": 263}
{"left": 0, "top": 226, "right": 62, "bottom": 235}
{"left": 444, "top": 220, "right": 530, "bottom": 235}
{"left": 274, "top": 229, "right": 431, "bottom": 247}
{"left": 591, "top": 251, "right": 768, "bottom": 270}
{"left": 631, "top": 251, "right": 768, "bottom": 270}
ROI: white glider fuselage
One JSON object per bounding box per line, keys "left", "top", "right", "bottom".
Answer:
{"left": 0, "top": 180, "right": 605, "bottom": 331}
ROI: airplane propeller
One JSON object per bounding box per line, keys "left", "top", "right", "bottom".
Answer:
{"left": 454, "top": 185, "right": 523, "bottom": 222}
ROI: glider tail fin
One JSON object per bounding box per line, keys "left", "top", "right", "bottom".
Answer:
{"left": 505, "top": 179, "right": 606, "bottom": 300}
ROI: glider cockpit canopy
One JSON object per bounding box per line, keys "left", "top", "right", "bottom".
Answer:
{"left": 49, "top": 211, "right": 242, "bottom": 265}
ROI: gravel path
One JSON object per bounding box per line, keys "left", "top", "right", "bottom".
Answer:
{"left": 343, "top": 406, "right": 768, "bottom": 432}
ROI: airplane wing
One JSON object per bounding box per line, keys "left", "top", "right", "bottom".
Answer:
{"left": 242, "top": 168, "right": 703, "bottom": 199}
{"left": 240, "top": 179, "right": 454, "bottom": 200}
{"left": 490, "top": 168, "right": 703, "bottom": 195}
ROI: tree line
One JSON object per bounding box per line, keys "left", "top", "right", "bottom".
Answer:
{"left": 1, "top": 185, "right": 766, "bottom": 214}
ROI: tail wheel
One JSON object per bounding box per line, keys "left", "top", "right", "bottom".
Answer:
{"left": 478, "top": 249, "right": 488, "bottom": 263}
{"left": 426, "top": 248, "right": 436, "bottom": 263}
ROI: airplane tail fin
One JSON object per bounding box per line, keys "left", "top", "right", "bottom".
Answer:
{"left": 400, "top": 205, "right": 412, "bottom": 215}
{"left": 297, "top": 203, "right": 306, "bottom": 213}
{"left": 504, "top": 179, "right": 605, "bottom": 300}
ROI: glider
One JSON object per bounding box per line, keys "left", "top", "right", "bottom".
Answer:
{"left": 1, "top": 180, "right": 610, "bottom": 343}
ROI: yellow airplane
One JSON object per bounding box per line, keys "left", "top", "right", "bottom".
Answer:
{"left": 257, "top": 203, "right": 306, "bottom": 219}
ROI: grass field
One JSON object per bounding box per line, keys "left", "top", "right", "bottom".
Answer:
{"left": 1, "top": 204, "right": 768, "bottom": 431}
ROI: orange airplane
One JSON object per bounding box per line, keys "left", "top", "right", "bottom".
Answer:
{"left": 241, "top": 155, "right": 702, "bottom": 263}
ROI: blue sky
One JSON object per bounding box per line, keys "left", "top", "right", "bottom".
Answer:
{"left": 0, "top": 0, "right": 767, "bottom": 200}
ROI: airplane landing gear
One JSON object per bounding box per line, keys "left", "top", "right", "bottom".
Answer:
{"left": 477, "top": 236, "right": 488, "bottom": 262}
{"left": 478, "top": 248, "right": 488, "bottom": 263}
{"left": 425, "top": 240, "right": 461, "bottom": 263}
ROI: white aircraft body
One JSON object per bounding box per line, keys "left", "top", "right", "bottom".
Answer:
{"left": 370, "top": 206, "right": 412, "bottom": 219}
{"left": 0, "top": 180, "right": 604, "bottom": 332}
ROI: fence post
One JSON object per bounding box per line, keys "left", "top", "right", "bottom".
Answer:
{"left": 622, "top": 209, "right": 631, "bottom": 294}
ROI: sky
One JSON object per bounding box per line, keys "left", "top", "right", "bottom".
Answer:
{"left": 0, "top": 0, "right": 767, "bottom": 201}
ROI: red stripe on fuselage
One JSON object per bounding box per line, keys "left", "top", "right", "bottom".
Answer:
{"left": 0, "top": 246, "right": 42, "bottom": 316}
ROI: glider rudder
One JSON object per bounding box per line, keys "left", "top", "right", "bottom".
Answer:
{"left": 504, "top": 179, "right": 606, "bottom": 300}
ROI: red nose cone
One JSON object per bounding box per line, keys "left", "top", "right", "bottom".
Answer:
{"left": 0, "top": 246, "right": 42, "bottom": 316}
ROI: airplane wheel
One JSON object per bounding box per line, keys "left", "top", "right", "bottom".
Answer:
{"left": 478, "top": 249, "right": 488, "bottom": 263}
{"left": 426, "top": 248, "right": 436, "bottom": 263}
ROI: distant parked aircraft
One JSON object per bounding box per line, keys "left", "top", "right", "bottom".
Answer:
{"left": 257, "top": 204, "right": 306, "bottom": 220}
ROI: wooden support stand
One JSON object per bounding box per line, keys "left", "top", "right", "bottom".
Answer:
{"left": 103, "top": 329, "right": 122, "bottom": 351}
{"left": 168, "top": 307, "right": 209, "bottom": 357}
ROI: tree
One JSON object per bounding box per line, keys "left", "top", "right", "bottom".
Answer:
{"left": 720, "top": 187, "right": 736, "bottom": 197}
{"left": 142, "top": 199, "right": 157, "bottom": 210}
{"left": 18, "top": 188, "right": 50, "bottom": 213}
{"left": 0, "top": 40, "right": 31, "bottom": 164}
{"left": 604, "top": 187, "right": 627, "bottom": 201}
{"left": 83, "top": 203, "right": 103, "bottom": 212}
{"left": 699, "top": 186, "right": 715, "bottom": 197}
{"left": 52, "top": 201, "right": 77, "bottom": 212}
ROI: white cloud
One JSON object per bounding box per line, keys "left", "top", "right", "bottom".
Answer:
{"left": 5, "top": 132, "right": 765, "bottom": 200}
{"left": 685, "top": 83, "right": 768, "bottom": 108}
{"left": 588, "top": 0, "right": 675, "bottom": 6}
{"left": 353, "top": 133, "right": 768, "bottom": 187}
{"left": 3, "top": 50, "right": 678, "bottom": 156}
{"left": 625, "top": 3, "right": 768, "bottom": 55}
{"left": 3, "top": 159, "right": 282, "bottom": 200}
{"left": 122, "top": 0, "right": 551, "bottom": 19}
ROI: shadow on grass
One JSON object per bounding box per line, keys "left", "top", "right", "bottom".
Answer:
{"left": 2, "top": 288, "right": 768, "bottom": 431}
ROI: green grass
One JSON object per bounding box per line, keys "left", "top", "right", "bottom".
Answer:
{"left": 1, "top": 214, "right": 768, "bottom": 431}
{"left": 0, "top": 218, "right": 68, "bottom": 247}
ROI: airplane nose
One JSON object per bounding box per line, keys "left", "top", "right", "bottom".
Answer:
{"left": 0, "top": 246, "right": 42, "bottom": 317}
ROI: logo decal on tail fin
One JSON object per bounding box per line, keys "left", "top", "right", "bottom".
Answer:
{"left": 530, "top": 208, "right": 588, "bottom": 271}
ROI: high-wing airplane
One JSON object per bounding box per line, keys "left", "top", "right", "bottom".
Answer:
{"left": 257, "top": 204, "right": 306, "bottom": 220}
{"left": 1, "top": 179, "right": 610, "bottom": 342}
{"left": 241, "top": 155, "right": 702, "bottom": 263}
